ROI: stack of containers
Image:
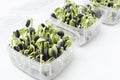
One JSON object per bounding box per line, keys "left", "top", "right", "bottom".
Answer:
{"left": 7, "top": 0, "right": 120, "bottom": 80}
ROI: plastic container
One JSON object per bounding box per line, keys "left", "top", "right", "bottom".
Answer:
{"left": 8, "top": 17, "right": 79, "bottom": 80}
{"left": 102, "top": 7, "right": 120, "bottom": 25}
{"left": 89, "top": 0, "right": 120, "bottom": 25}
{"left": 50, "top": 7, "right": 108, "bottom": 46}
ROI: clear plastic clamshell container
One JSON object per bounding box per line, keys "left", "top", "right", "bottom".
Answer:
{"left": 8, "top": 17, "right": 79, "bottom": 80}
{"left": 102, "top": 7, "right": 120, "bottom": 25}
{"left": 50, "top": 7, "right": 108, "bottom": 46}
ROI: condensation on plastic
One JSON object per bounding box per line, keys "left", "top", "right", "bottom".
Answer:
{"left": 102, "top": 7, "right": 120, "bottom": 25}
{"left": 50, "top": 6, "right": 108, "bottom": 46}
{"left": 8, "top": 17, "right": 79, "bottom": 80}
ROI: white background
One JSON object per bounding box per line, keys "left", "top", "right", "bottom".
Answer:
{"left": 0, "top": 0, "right": 120, "bottom": 80}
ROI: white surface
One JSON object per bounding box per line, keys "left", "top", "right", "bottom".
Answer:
{"left": 0, "top": 0, "right": 120, "bottom": 80}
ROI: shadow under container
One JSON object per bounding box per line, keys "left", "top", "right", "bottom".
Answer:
{"left": 8, "top": 18, "right": 79, "bottom": 80}
{"left": 51, "top": 7, "right": 108, "bottom": 46}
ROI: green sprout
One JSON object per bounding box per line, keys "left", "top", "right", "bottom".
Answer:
{"left": 51, "top": 0, "right": 98, "bottom": 29}
{"left": 9, "top": 19, "right": 72, "bottom": 63}
{"left": 90, "top": 0, "right": 120, "bottom": 10}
